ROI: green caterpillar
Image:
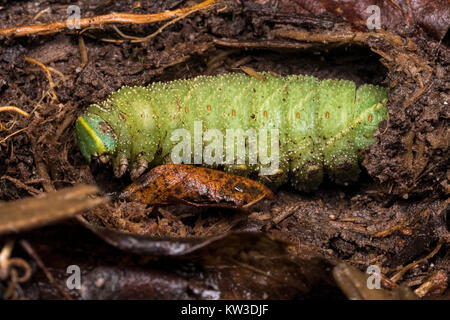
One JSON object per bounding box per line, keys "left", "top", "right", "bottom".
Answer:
{"left": 76, "top": 72, "right": 387, "bottom": 191}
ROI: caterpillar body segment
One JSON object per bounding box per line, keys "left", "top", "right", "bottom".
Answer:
{"left": 76, "top": 72, "right": 388, "bottom": 191}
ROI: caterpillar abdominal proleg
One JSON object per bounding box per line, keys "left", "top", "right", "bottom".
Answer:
{"left": 75, "top": 72, "right": 388, "bottom": 191}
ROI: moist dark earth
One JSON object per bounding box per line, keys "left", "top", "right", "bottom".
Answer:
{"left": 0, "top": 0, "right": 448, "bottom": 299}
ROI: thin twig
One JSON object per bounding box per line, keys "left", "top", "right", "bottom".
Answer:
{"left": 390, "top": 239, "right": 444, "bottom": 283}
{"left": 20, "top": 240, "right": 73, "bottom": 300}
{"left": 78, "top": 35, "right": 88, "bottom": 67}
{"left": 1, "top": 176, "right": 42, "bottom": 196}
{"left": 213, "top": 38, "right": 315, "bottom": 50}
{"left": 273, "top": 28, "right": 416, "bottom": 51}
{"left": 0, "top": 0, "right": 217, "bottom": 38}
{"left": 240, "top": 66, "right": 266, "bottom": 82}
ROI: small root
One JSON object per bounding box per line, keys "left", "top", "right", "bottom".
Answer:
{"left": 0, "top": 106, "right": 30, "bottom": 118}
{"left": 0, "top": 127, "right": 27, "bottom": 144}
{"left": 24, "top": 57, "right": 59, "bottom": 103}
{"left": 0, "top": 240, "right": 32, "bottom": 300}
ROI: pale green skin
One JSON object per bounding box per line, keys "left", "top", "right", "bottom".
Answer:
{"left": 76, "top": 73, "right": 387, "bottom": 191}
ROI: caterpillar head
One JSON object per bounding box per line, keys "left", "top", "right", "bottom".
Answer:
{"left": 75, "top": 114, "right": 116, "bottom": 163}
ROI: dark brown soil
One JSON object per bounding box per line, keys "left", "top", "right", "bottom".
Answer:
{"left": 0, "top": 0, "right": 448, "bottom": 299}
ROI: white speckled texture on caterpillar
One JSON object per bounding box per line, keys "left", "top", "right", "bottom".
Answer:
{"left": 79, "top": 72, "right": 388, "bottom": 191}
